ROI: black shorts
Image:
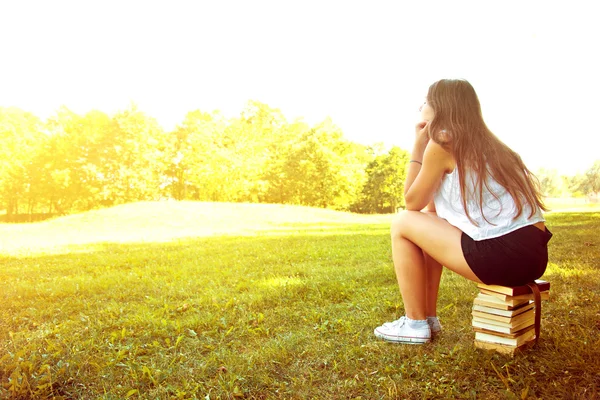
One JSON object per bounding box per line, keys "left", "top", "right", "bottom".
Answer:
{"left": 461, "top": 224, "right": 553, "bottom": 287}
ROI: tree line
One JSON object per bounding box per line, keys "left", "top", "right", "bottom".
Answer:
{"left": 535, "top": 165, "right": 600, "bottom": 199}
{"left": 2, "top": 102, "right": 598, "bottom": 221}
{"left": 0, "top": 101, "right": 409, "bottom": 220}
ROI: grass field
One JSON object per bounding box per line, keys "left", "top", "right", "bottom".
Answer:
{"left": 1, "top": 202, "right": 599, "bottom": 399}
{"left": 544, "top": 197, "right": 600, "bottom": 213}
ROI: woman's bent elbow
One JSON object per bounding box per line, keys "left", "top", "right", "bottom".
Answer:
{"left": 404, "top": 199, "right": 426, "bottom": 211}
{"left": 403, "top": 192, "right": 427, "bottom": 211}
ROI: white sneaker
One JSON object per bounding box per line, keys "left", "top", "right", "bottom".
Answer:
{"left": 374, "top": 317, "right": 431, "bottom": 344}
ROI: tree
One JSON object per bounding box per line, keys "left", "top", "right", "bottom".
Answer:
{"left": 535, "top": 168, "right": 561, "bottom": 197}
{"left": 1, "top": 101, "right": 411, "bottom": 217}
{"left": 0, "top": 107, "right": 47, "bottom": 217}
{"left": 580, "top": 160, "right": 600, "bottom": 196}
{"left": 165, "top": 101, "right": 293, "bottom": 203}
{"left": 40, "top": 105, "right": 168, "bottom": 213}
{"left": 262, "top": 118, "right": 365, "bottom": 210}
{"left": 42, "top": 107, "right": 115, "bottom": 212}
{"left": 260, "top": 119, "right": 311, "bottom": 204}
{"left": 109, "top": 105, "right": 169, "bottom": 203}
{"left": 352, "top": 146, "right": 410, "bottom": 213}
{"left": 165, "top": 110, "right": 233, "bottom": 201}
{"left": 225, "top": 101, "right": 290, "bottom": 202}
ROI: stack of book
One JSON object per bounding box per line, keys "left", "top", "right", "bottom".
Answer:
{"left": 472, "top": 280, "right": 550, "bottom": 356}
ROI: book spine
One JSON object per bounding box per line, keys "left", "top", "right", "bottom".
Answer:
{"left": 472, "top": 303, "right": 534, "bottom": 317}
{"left": 479, "top": 289, "right": 549, "bottom": 304}
{"left": 472, "top": 309, "right": 534, "bottom": 325}
{"left": 475, "top": 332, "right": 519, "bottom": 346}
{"left": 477, "top": 280, "right": 550, "bottom": 296}
{"left": 472, "top": 320, "right": 512, "bottom": 334}
{"left": 472, "top": 319, "right": 535, "bottom": 334}
{"left": 475, "top": 329, "right": 535, "bottom": 347}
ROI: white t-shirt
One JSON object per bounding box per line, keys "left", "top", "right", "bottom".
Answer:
{"left": 433, "top": 168, "right": 544, "bottom": 240}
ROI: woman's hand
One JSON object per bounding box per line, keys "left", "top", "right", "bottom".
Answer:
{"left": 414, "top": 121, "right": 430, "bottom": 154}
{"left": 404, "top": 140, "right": 453, "bottom": 211}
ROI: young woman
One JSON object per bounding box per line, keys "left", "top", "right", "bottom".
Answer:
{"left": 374, "top": 79, "right": 552, "bottom": 344}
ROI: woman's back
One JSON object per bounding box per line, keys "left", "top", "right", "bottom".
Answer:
{"left": 433, "top": 167, "right": 544, "bottom": 241}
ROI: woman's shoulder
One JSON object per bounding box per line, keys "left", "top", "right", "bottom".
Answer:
{"left": 426, "top": 140, "right": 455, "bottom": 173}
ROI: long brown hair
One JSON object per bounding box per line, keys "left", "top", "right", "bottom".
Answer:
{"left": 426, "top": 79, "right": 546, "bottom": 224}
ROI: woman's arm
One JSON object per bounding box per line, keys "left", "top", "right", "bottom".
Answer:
{"left": 404, "top": 127, "right": 454, "bottom": 211}
{"left": 423, "top": 200, "right": 436, "bottom": 213}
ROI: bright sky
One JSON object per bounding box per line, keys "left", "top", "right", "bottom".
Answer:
{"left": 1, "top": 0, "right": 598, "bottom": 175}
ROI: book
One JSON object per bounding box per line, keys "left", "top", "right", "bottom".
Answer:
{"left": 473, "top": 294, "right": 531, "bottom": 310}
{"left": 472, "top": 308, "right": 535, "bottom": 325}
{"left": 477, "top": 280, "right": 550, "bottom": 296}
{"left": 472, "top": 280, "right": 549, "bottom": 356}
{"left": 475, "top": 328, "right": 536, "bottom": 347}
{"left": 472, "top": 317, "right": 534, "bottom": 334}
{"left": 474, "top": 338, "right": 535, "bottom": 356}
{"left": 473, "top": 324, "right": 535, "bottom": 339}
{"left": 473, "top": 311, "right": 534, "bottom": 328}
{"left": 479, "top": 288, "right": 550, "bottom": 303}
{"left": 472, "top": 302, "right": 534, "bottom": 318}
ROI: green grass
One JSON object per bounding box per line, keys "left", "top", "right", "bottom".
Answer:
{"left": 1, "top": 202, "right": 599, "bottom": 399}
{"left": 544, "top": 198, "right": 600, "bottom": 213}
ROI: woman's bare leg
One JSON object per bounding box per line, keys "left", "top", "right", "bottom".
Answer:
{"left": 390, "top": 210, "right": 481, "bottom": 321}
{"left": 420, "top": 207, "right": 443, "bottom": 318}
{"left": 424, "top": 251, "right": 443, "bottom": 317}
{"left": 392, "top": 228, "right": 428, "bottom": 320}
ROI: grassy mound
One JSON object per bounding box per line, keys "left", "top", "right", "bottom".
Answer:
{"left": 0, "top": 201, "right": 390, "bottom": 255}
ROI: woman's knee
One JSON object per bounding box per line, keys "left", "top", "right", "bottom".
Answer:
{"left": 391, "top": 210, "right": 419, "bottom": 238}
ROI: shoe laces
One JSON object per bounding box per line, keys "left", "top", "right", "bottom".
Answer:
{"left": 381, "top": 316, "right": 407, "bottom": 329}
